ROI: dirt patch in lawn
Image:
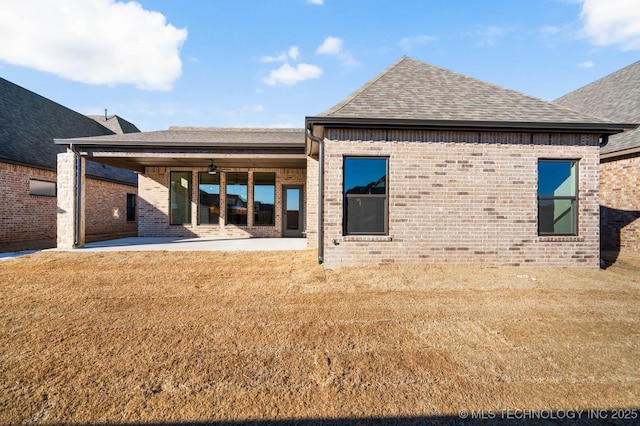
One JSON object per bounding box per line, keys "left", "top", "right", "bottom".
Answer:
{"left": 1, "top": 250, "right": 639, "bottom": 424}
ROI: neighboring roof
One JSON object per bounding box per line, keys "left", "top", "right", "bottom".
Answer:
{"left": 308, "top": 56, "right": 631, "bottom": 134}
{"left": 88, "top": 114, "right": 141, "bottom": 135}
{"left": 555, "top": 61, "right": 640, "bottom": 156}
{"left": 56, "top": 127, "right": 305, "bottom": 148}
{"left": 0, "top": 77, "right": 138, "bottom": 185}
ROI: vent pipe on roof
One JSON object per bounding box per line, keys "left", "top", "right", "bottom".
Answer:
{"left": 104, "top": 109, "right": 108, "bottom": 121}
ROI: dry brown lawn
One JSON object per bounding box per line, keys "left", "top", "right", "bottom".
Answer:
{"left": 1, "top": 249, "right": 639, "bottom": 424}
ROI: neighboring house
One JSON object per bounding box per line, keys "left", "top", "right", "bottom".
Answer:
{"left": 88, "top": 113, "right": 141, "bottom": 135}
{"left": 555, "top": 61, "right": 640, "bottom": 255}
{"left": 0, "top": 77, "right": 140, "bottom": 252}
{"left": 55, "top": 57, "right": 634, "bottom": 268}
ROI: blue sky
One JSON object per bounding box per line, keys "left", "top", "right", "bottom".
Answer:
{"left": 0, "top": 0, "right": 639, "bottom": 131}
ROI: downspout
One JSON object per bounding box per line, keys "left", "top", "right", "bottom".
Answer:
{"left": 599, "top": 135, "right": 609, "bottom": 148}
{"left": 69, "top": 144, "right": 82, "bottom": 247}
{"left": 306, "top": 129, "right": 324, "bottom": 264}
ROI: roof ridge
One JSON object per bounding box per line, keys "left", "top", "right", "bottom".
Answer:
{"left": 319, "top": 56, "right": 410, "bottom": 116}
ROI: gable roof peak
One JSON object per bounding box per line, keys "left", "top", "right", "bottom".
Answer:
{"left": 315, "top": 56, "right": 612, "bottom": 125}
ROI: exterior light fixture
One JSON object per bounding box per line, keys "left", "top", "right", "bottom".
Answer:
{"left": 207, "top": 160, "right": 218, "bottom": 175}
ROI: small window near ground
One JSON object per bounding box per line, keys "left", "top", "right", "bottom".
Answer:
{"left": 254, "top": 172, "right": 275, "bottom": 226}
{"left": 126, "top": 193, "right": 136, "bottom": 222}
{"left": 343, "top": 157, "right": 388, "bottom": 235}
{"left": 226, "top": 172, "right": 248, "bottom": 225}
{"left": 198, "top": 172, "right": 220, "bottom": 225}
{"left": 170, "top": 171, "right": 192, "bottom": 225}
{"left": 29, "top": 179, "right": 56, "bottom": 197}
{"left": 538, "top": 160, "right": 577, "bottom": 236}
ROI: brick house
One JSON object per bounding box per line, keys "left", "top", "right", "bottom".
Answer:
{"left": 55, "top": 57, "right": 634, "bottom": 268}
{"left": 555, "top": 61, "right": 640, "bottom": 256}
{"left": 0, "top": 77, "right": 140, "bottom": 252}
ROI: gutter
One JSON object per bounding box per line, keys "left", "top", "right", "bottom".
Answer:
{"left": 305, "top": 116, "right": 635, "bottom": 135}
{"left": 306, "top": 129, "right": 325, "bottom": 265}
{"left": 69, "top": 144, "right": 82, "bottom": 248}
{"left": 599, "top": 135, "right": 609, "bottom": 148}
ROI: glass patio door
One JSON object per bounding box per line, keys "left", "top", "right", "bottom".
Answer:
{"left": 283, "top": 186, "right": 303, "bottom": 237}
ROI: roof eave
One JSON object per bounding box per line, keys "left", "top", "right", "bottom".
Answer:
{"left": 54, "top": 138, "right": 305, "bottom": 150}
{"left": 305, "top": 116, "right": 636, "bottom": 135}
{"left": 601, "top": 146, "right": 640, "bottom": 160}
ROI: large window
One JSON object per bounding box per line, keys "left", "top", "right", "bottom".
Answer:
{"left": 538, "top": 160, "right": 577, "bottom": 236}
{"left": 170, "top": 171, "right": 192, "bottom": 225}
{"left": 254, "top": 172, "right": 275, "bottom": 226}
{"left": 226, "top": 172, "right": 248, "bottom": 225}
{"left": 198, "top": 172, "right": 220, "bottom": 225}
{"left": 344, "top": 157, "right": 388, "bottom": 235}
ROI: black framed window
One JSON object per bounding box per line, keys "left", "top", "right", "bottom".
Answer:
{"left": 226, "top": 172, "right": 248, "bottom": 225}
{"left": 343, "top": 157, "right": 388, "bottom": 235}
{"left": 126, "top": 193, "right": 136, "bottom": 222}
{"left": 170, "top": 171, "right": 192, "bottom": 225}
{"left": 198, "top": 172, "right": 220, "bottom": 225}
{"left": 254, "top": 172, "right": 275, "bottom": 226}
{"left": 538, "top": 160, "right": 577, "bottom": 236}
{"left": 29, "top": 179, "right": 56, "bottom": 197}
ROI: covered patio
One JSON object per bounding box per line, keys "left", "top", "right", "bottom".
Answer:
{"left": 54, "top": 127, "right": 309, "bottom": 249}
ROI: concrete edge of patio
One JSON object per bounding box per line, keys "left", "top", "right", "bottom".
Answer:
{"left": 52, "top": 237, "right": 309, "bottom": 252}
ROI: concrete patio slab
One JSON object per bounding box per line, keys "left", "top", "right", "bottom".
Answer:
{"left": 57, "top": 237, "right": 308, "bottom": 252}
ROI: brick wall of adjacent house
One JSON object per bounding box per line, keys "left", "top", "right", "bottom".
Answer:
{"left": 314, "top": 129, "right": 600, "bottom": 269}
{"left": 138, "top": 167, "right": 306, "bottom": 238}
{"left": 600, "top": 154, "right": 640, "bottom": 253}
{"left": 0, "top": 160, "right": 137, "bottom": 252}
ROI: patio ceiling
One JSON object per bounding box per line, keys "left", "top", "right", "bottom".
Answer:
{"left": 81, "top": 150, "right": 307, "bottom": 172}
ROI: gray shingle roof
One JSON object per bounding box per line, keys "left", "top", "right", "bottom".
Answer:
{"left": 555, "top": 61, "right": 640, "bottom": 155}
{"left": 87, "top": 115, "right": 141, "bottom": 135}
{"left": 318, "top": 56, "right": 613, "bottom": 124}
{"left": 0, "top": 77, "right": 138, "bottom": 185}
{"left": 56, "top": 127, "right": 305, "bottom": 148}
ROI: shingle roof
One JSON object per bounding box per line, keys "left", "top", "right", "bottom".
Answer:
{"left": 318, "top": 56, "right": 614, "bottom": 125}
{"left": 0, "top": 77, "right": 138, "bottom": 185}
{"left": 555, "top": 61, "right": 640, "bottom": 155}
{"left": 87, "top": 115, "right": 141, "bottom": 135}
{"left": 56, "top": 127, "right": 305, "bottom": 148}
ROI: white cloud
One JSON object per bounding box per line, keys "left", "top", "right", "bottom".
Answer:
{"left": 0, "top": 0, "right": 187, "bottom": 90}
{"left": 468, "top": 25, "right": 508, "bottom": 47}
{"left": 579, "top": 0, "right": 640, "bottom": 50}
{"left": 261, "top": 53, "right": 288, "bottom": 63}
{"left": 263, "top": 63, "right": 322, "bottom": 86}
{"left": 538, "top": 25, "right": 561, "bottom": 36}
{"left": 288, "top": 46, "right": 300, "bottom": 61}
{"left": 316, "top": 36, "right": 360, "bottom": 67}
{"left": 307, "top": 0, "right": 324, "bottom": 5}
{"left": 399, "top": 35, "right": 436, "bottom": 52}
{"left": 578, "top": 60, "right": 595, "bottom": 68}
{"left": 317, "top": 36, "right": 343, "bottom": 55}
{"left": 261, "top": 45, "right": 300, "bottom": 63}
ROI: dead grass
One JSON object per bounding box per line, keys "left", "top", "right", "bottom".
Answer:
{"left": 1, "top": 249, "right": 639, "bottom": 424}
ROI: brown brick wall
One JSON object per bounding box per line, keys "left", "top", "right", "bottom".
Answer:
{"left": 0, "top": 161, "right": 137, "bottom": 252}
{"left": 138, "top": 167, "right": 306, "bottom": 238}
{"left": 318, "top": 129, "right": 600, "bottom": 269}
{"left": 600, "top": 154, "right": 640, "bottom": 253}
{"left": 85, "top": 178, "right": 138, "bottom": 241}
